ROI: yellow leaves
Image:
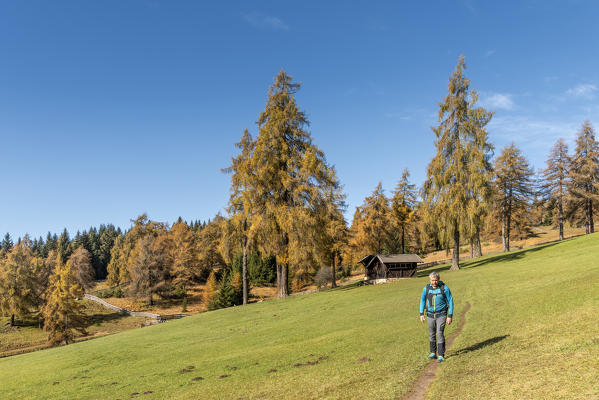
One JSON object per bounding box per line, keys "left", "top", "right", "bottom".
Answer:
{"left": 42, "top": 260, "right": 86, "bottom": 345}
{"left": 202, "top": 270, "right": 218, "bottom": 305}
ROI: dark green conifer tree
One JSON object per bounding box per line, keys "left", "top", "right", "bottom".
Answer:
{"left": 1, "top": 233, "right": 13, "bottom": 252}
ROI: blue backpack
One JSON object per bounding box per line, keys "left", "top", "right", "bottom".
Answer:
{"left": 425, "top": 282, "right": 448, "bottom": 313}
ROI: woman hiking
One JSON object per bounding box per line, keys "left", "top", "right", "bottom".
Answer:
{"left": 419, "top": 271, "right": 454, "bottom": 362}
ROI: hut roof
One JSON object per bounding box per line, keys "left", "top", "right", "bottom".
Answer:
{"left": 358, "top": 254, "right": 424, "bottom": 269}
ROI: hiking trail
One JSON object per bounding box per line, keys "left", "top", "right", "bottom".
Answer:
{"left": 402, "top": 302, "right": 471, "bottom": 400}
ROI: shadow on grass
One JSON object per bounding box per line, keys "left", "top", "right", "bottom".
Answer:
{"left": 450, "top": 335, "right": 509, "bottom": 357}
{"left": 416, "top": 241, "right": 562, "bottom": 277}
{"left": 86, "top": 312, "right": 130, "bottom": 327}
{"left": 331, "top": 280, "right": 366, "bottom": 291}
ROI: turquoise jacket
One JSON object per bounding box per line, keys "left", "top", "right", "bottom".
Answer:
{"left": 419, "top": 281, "right": 454, "bottom": 317}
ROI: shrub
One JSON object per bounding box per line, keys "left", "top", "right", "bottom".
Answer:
{"left": 315, "top": 266, "right": 332, "bottom": 289}
{"left": 181, "top": 296, "right": 187, "bottom": 312}
{"left": 96, "top": 286, "right": 124, "bottom": 299}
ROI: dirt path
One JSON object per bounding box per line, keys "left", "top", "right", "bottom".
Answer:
{"left": 402, "top": 302, "right": 471, "bottom": 400}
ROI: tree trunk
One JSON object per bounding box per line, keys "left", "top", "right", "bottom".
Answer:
{"left": 331, "top": 252, "right": 337, "bottom": 288}
{"left": 65, "top": 314, "right": 69, "bottom": 345}
{"left": 10, "top": 314, "right": 14, "bottom": 327}
{"left": 505, "top": 209, "right": 511, "bottom": 252}
{"left": 277, "top": 263, "right": 288, "bottom": 298}
{"left": 473, "top": 226, "right": 483, "bottom": 258}
{"left": 276, "top": 260, "right": 280, "bottom": 294}
{"left": 586, "top": 199, "right": 591, "bottom": 234}
{"left": 277, "top": 232, "right": 289, "bottom": 298}
{"left": 149, "top": 292, "right": 153, "bottom": 306}
{"left": 400, "top": 225, "right": 405, "bottom": 254}
{"left": 590, "top": 200, "right": 594, "bottom": 233}
{"left": 558, "top": 197, "right": 564, "bottom": 241}
{"left": 450, "top": 222, "right": 460, "bottom": 270}
{"left": 502, "top": 212, "right": 507, "bottom": 252}
{"left": 242, "top": 237, "right": 248, "bottom": 305}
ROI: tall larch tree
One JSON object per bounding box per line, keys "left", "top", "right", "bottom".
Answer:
{"left": 314, "top": 176, "right": 347, "bottom": 289}
{"left": 360, "top": 183, "right": 392, "bottom": 254}
{"left": 493, "top": 143, "right": 535, "bottom": 252}
{"left": 0, "top": 244, "right": 38, "bottom": 326}
{"left": 422, "top": 56, "right": 494, "bottom": 269}
{"left": 170, "top": 220, "right": 200, "bottom": 299}
{"left": 250, "top": 70, "right": 338, "bottom": 298}
{"left": 196, "top": 215, "right": 227, "bottom": 281}
{"left": 542, "top": 139, "right": 571, "bottom": 240}
{"left": 567, "top": 121, "right": 599, "bottom": 234}
{"left": 42, "top": 260, "right": 87, "bottom": 345}
{"left": 223, "top": 128, "right": 256, "bottom": 304}
{"left": 390, "top": 169, "right": 418, "bottom": 254}
{"left": 128, "top": 233, "right": 172, "bottom": 306}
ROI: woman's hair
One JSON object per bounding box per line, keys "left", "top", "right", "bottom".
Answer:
{"left": 429, "top": 271, "right": 440, "bottom": 279}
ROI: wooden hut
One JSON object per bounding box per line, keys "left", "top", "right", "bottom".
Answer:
{"left": 359, "top": 254, "right": 423, "bottom": 281}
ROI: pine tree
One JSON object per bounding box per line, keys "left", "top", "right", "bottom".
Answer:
{"left": 56, "top": 229, "right": 71, "bottom": 265}
{"left": 1, "top": 233, "right": 13, "bottom": 252}
{"left": 41, "top": 260, "right": 87, "bottom": 345}
{"left": 567, "top": 121, "right": 599, "bottom": 233}
{"left": 390, "top": 169, "right": 418, "bottom": 254}
{"left": 97, "top": 224, "right": 119, "bottom": 279}
{"left": 542, "top": 139, "right": 571, "bottom": 240}
{"left": 106, "top": 235, "right": 125, "bottom": 286}
{"left": 249, "top": 70, "right": 338, "bottom": 298}
{"left": 209, "top": 272, "right": 235, "bottom": 310}
{"left": 422, "top": 56, "right": 494, "bottom": 269}
{"left": 493, "top": 143, "right": 535, "bottom": 252}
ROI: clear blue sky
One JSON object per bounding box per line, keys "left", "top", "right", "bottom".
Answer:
{"left": 1, "top": 1, "right": 598, "bottom": 239}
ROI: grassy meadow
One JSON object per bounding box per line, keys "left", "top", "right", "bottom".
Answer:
{"left": 0, "top": 234, "right": 598, "bottom": 399}
{"left": 0, "top": 301, "right": 147, "bottom": 358}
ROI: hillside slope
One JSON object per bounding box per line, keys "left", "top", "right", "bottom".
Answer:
{"left": 1, "top": 234, "right": 598, "bottom": 399}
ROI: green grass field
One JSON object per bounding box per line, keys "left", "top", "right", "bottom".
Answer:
{"left": 0, "top": 300, "right": 147, "bottom": 358}
{"left": 1, "top": 234, "right": 598, "bottom": 399}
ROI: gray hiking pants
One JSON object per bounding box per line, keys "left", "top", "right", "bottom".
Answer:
{"left": 427, "top": 315, "right": 447, "bottom": 345}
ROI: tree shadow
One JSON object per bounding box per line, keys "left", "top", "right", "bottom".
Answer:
{"left": 416, "top": 241, "right": 562, "bottom": 277}
{"left": 450, "top": 335, "right": 509, "bottom": 357}
{"left": 331, "top": 280, "right": 366, "bottom": 291}
{"left": 86, "top": 312, "right": 128, "bottom": 327}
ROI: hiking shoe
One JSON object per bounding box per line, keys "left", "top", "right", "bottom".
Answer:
{"left": 437, "top": 356, "right": 445, "bottom": 363}
{"left": 428, "top": 353, "right": 437, "bottom": 359}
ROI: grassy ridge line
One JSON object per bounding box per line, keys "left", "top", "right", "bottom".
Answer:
{"left": 1, "top": 234, "right": 598, "bottom": 399}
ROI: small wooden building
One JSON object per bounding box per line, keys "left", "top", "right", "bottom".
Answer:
{"left": 359, "top": 254, "right": 423, "bottom": 281}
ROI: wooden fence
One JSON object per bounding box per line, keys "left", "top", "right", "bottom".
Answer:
{"left": 84, "top": 294, "right": 162, "bottom": 321}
